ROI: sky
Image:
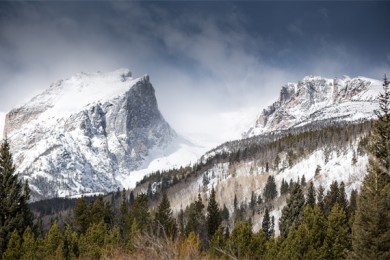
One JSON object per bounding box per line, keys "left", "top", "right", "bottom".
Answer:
{"left": 1, "top": 1, "right": 390, "bottom": 143}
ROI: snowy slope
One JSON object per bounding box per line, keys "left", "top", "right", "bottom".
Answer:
{"left": 5, "top": 69, "right": 204, "bottom": 201}
{"left": 246, "top": 75, "right": 382, "bottom": 136}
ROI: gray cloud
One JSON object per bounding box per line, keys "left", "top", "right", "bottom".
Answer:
{"left": 0, "top": 1, "right": 389, "bottom": 141}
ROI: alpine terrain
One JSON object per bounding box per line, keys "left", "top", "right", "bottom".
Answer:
{"left": 3, "top": 69, "right": 202, "bottom": 201}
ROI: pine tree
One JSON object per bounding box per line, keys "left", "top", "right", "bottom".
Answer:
{"left": 21, "top": 226, "right": 37, "bottom": 259}
{"left": 348, "top": 189, "right": 358, "bottom": 218}
{"left": 155, "top": 192, "right": 176, "bottom": 238}
{"left": 352, "top": 75, "right": 390, "bottom": 259}
{"left": 322, "top": 204, "right": 350, "bottom": 259}
{"left": 131, "top": 193, "right": 151, "bottom": 232}
{"left": 262, "top": 208, "right": 273, "bottom": 239}
{"left": 206, "top": 187, "right": 221, "bottom": 239}
{"left": 73, "top": 197, "right": 89, "bottom": 234}
{"left": 2, "top": 230, "right": 21, "bottom": 260}
{"left": 263, "top": 175, "right": 277, "bottom": 202}
{"left": 0, "top": 139, "right": 33, "bottom": 256}
{"left": 279, "top": 182, "right": 305, "bottom": 238}
{"left": 44, "top": 221, "right": 64, "bottom": 259}
{"left": 317, "top": 184, "right": 325, "bottom": 214}
{"left": 323, "top": 180, "right": 340, "bottom": 216}
{"left": 227, "top": 221, "right": 253, "bottom": 259}
{"left": 337, "top": 181, "right": 348, "bottom": 214}
{"left": 306, "top": 180, "right": 316, "bottom": 208}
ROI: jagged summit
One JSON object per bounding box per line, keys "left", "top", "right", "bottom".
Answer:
{"left": 5, "top": 69, "right": 180, "bottom": 201}
{"left": 245, "top": 75, "right": 382, "bottom": 137}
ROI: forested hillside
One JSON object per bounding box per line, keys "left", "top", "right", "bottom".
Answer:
{"left": 0, "top": 77, "right": 389, "bottom": 259}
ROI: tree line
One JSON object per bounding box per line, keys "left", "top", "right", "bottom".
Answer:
{"left": 0, "top": 76, "right": 389, "bottom": 259}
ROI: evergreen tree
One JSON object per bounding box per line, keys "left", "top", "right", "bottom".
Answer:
{"left": 43, "top": 221, "right": 64, "bottom": 259}
{"left": 154, "top": 192, "right": 176, "bottom": 238}
{"left": 263, "top": 175, "right": 277, "bottom": 202}
{"left": 324, "top": 180, "right": 340, "bottom": 216}
{"left": 301, "top": 174, "right": 306, "bottom": 187}
{"left": 262, "top": 208, "right": 273, "bottom": 239}
{"left": 63, "top": 225, "right": 79, "bottom": 260}
{"left": 130, "top": 193, "right": 151, "bottom": 232}
{"left": 129, "top": 190, "right": 135, "bottom": 207}
{"left": 352, "top": 75, "right": 390, "bottom": 259}
{"left": 78, "top": 221, "right": 106, "bottom": 259}
{"left": 21, "top": 226, "right": 37, "bottom": 259}
{"left": 227, "top": 221, "right": 253, "bottom": 259}
{"left": 306, "top": 180, "right": 316, "bottom": 208}
{"left": 73, "top": 197, "right": 89, "bottom": 234}
{"left": 317, "top": 184, "right": 325, "bottom": 213}
{"left": 206, "top": 187, "right": 222, "bottom": 239}
{"left": 0, "top": 139, "right": 33, "bottom": 256}
{"left": 185, "top": 194, "right": 205, "bottom": 236}
{"left": 221, "top": 204, "right": 229, "bottom": 221}
{"left": 337, "top": 181, "right": 348, "bottom": 214}
{"left": 279, "top": 182, "right": 305, "bottom": 238}
{"left": 209, "top": 226, "right": 225, "bottom": 257}
{"left": 2, "top": 230, "right": 21, "bottom": 260}
{"left": 322, "top": 204, "right": 350, "bottom": 259}
{"left": 348, "top": 189, "right": 358, "bottom": 218}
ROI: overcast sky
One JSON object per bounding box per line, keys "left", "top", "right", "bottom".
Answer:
{"left": 1, "top": 1, "right": 389, "bottom": 142}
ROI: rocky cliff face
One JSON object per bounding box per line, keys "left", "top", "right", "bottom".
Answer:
{"left": 246, "top": 75, "right": 382, "bottom": 137}
{"left": 5, "top": 69, "right": 177, "bottom": 201}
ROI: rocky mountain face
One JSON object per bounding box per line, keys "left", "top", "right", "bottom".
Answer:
{"left": 4, "top": 69, "right": 177, "bottom": 201}
{"left": 246, "top": 75, "right": 381, "bottom": 137}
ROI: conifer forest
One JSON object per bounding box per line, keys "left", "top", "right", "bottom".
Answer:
{"left": 0, "top": 77, "right": 389, "bottom": 259}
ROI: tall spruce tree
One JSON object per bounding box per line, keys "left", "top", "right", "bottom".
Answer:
{"left": 154, "top": 192, "right": 176, "bottom": 238}
{"left": 262, "top": 208, "right": 273, "bottom": 240}
{"left": 352, "top": 75, "right": 390, "bottom": 259}
{"left": 0, "top": 139, "right": 33, "bottom": 257}
{"left": 279, "top": 182, "right": 305, "bottom": 238}
{"left": 263, "top": 175, "right": 277, "bottom": 202}
{"left": 306, "top": 181, "right": 316, "bottom": 208}
{"left": 206, "top": 187, "right": 221, "bottom": 239}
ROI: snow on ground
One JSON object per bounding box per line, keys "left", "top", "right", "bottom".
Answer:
{"left": 117, "top": 137, "right": 207, "bottom": 190}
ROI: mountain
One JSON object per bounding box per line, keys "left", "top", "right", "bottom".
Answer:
{"left": 4, "top": 69, "right": 201, "bottom": 201}
{"left": 127, "top": 75, "right": 382, "bottom": 235}
{"left": 245, "top": 75, "right": 381, "bottom": 137}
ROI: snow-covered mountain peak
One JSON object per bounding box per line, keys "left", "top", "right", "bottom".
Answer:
{"left": 4, "top": 69, "right": 197, "bottom": 201}
{"left": 246, "top": 75, "right": 382, "bottom": 137}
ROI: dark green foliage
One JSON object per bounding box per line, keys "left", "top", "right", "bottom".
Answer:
{"left": 280, "top": 178, "right": 289, "bottom": 195}
{"left": 348, "top": 189, "right": 358, "bottom": 217}
{"left": 337, "top": 181, "right": 348, "bottom": 214}
{"left": 317, "top": 184, "right": 325, "bottom": 213}
{"left": 131, "top": 193, "right": 151, "bottom": 232}
{"left": 185, "top": 194, "right": 205, "bottom": 238}
{"left": 352, "top": 75, "right": 390, "bottom": 259}
{"left": 154, "top": 192, "right": 176, "bottom": 238}
{"left": 263, "top": 175, "right": 277, "bottom": 202}
{"left": 3, "top": 230, "right": 21, "bottom": 260}
{"left": 21, "top": 227, "right": 37, "bottom": 259}
{"left": 322, "top": 204, "right": 350, "bottom": 259}
{"left": 262, "top": 208, "right": 273, "bottom": 240}
{"left": 0, "top": 139, "right": 33, "bottom": 257}
{"left": 279, "top": 182, "right": 305, "bottom": 238}
{"left": 306, "top": 180, "right": 316, "bottom": 208}
{"left": 301, "top": 174, "right": 306, "bottom": 187}
{"left": 73, "top": 197, "right": 89, "bottom": 234}
{"left": 206, "top": 187, "right": 221, "bottom": 239}
{"left": 221, "top": 204, "right": 229, "bottom": 221}
{"left": 324, "top": 180, "right": 340, "bottom": 216}
{"left": 227, "top": 221, "right": 253, "bottom": 259}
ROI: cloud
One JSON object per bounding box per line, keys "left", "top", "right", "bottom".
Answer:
{"left": 0, "top": 1, "right": 388, "bottom": 145}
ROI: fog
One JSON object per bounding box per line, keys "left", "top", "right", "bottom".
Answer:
{"left": 1, "top": 1, "right": 389, "bottom": 142}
